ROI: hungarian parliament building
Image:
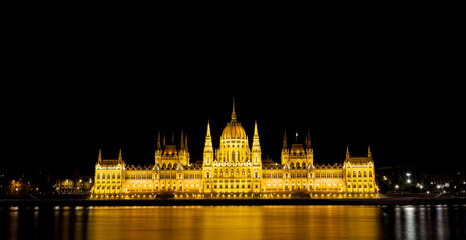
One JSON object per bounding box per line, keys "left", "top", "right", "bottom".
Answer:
{"left": 91, "top": 101, "right": 379, "bottom": 199}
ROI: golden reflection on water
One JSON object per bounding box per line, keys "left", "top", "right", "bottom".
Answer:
{"left": 85, "top": 205, "right": 381, "bottom": 240}
{"left": 4, "top": 204, "right": 465, "bottom": 240}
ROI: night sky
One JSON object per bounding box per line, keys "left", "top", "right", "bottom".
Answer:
{"left": 3, "top": 12, "right": 464, "bottom": 176}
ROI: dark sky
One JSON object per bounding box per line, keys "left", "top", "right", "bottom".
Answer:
{"left": 3, "top": 11, "right": 464, "bottom": 176}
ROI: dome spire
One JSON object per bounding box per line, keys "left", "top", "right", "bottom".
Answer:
{"left": 231, "top": 97, "right": 237, "bottom": 122}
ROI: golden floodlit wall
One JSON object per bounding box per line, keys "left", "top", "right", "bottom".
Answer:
{"left": 90, "top": 100, "right": 378, "bottom": 199}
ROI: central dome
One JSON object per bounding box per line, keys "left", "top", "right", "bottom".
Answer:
{"left": 222, "top": 121, "right": 247, "bottom": 140}
{"left": 221, "top": 97, "right": 247, "bottom": 140}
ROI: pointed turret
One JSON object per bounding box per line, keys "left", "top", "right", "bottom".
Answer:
{"left": 206, "top": 120, "right": 211, "bottom": 139}
{"left": 118, "top": 148, "right": 122, "bottom": 160}
{"left": 346, "top": 146, "right": 350, "bottom": 159}
{"left": 163, "top": 134, "right": 166, "bottom": 147}
{"left": 281, "top": 129, "right": 289, "bottom": 165}
{"left": 368, "top": 145, "right": 372, "bottom": 158}
{"left": 180, "top": 130, "right": 185, "bottom": 150}
{"left": 203, "top": 120, "right": 213, "bottom": 165}
{"left": 185, "top": 134, "right": 188, "bottom": 152}
{"left": 252, "top": 120, "right": 261, "bottom": 148}
{"left": 253, "top": 120, "right": 259, "bottom": 139}
{"left": 305, "top": 130, "right": 314, "bottom": 165}
{"left": 252, "top": 120, "right": 262, "bottom": 163}
{"left": 155, "top": 131, "right": 162, "bottom": 164}
{"left": 98, "top": 149, "right": 102, "bottom": 163}
{"left": 157, "top": 130, "right": 162, "bottom": 151}
{"left": 282, "top": 130, "right": 288, "bottom": 150}
{"left": 306, "top": 129, "right": 311, "bottom": 149}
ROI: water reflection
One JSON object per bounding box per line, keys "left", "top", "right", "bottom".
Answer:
{"left": 1, "top": 205, "right": 465, "bottom": 240}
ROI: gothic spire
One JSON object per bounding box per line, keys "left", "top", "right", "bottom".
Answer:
{"left": 206, "top": 120, "right": 211, "bottom": 139}
{"left": 283, "top": 130, "right": 288, "bottom": 150}
{"left": 306, "top": 129, "right": 311, "bottom": 149}
{"left": 118, "top": 148, "right": 122, "bottom": 160}
{"left": 180, "top": 130, "right": 184, "bottom": 150}
{"left": 253, "top": 120, "right": 259, "bottom": 139}
{"left": 368, "top": 145, "right": 371, "bottom": 157}
{"left": 157, "top": 130, "right": 161, "bottom": 150}
{"left": 231, "top": 97, "right": 237, "bottom": 122}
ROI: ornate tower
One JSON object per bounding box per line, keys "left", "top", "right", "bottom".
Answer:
{"left": 251, "top": 120, "right": 262, "bottom": 193}
{"left": 252, "top": 120, "right": 261, "bottom": 163}
{"left": 202, "top": 121, "right": 214, "bottom": 193}
{"left": 155, "top": 130, "right": 162, "bottom": 165}
{"left": 281, "top": 130, "right": 289, "bottom": 165}
{"left": 203, "top": 121, "right": 214, "bottom": 164}
{"left": 178, "top": 130, "right": 189, "bottom": 166}
{"left": 305, "top": 130, "right": 314, "bottom": 166}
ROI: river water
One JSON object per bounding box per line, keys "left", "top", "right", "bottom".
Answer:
{"left": 1, "top": 205, "right": 465, "bottom": 240}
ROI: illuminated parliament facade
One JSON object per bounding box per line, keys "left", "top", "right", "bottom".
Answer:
{"left": 91, "top": 101, "right": 379, "bottom": 199}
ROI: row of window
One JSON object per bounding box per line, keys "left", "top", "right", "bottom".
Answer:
{"left": 97, "top": 170, "right": 374, "bottom": 180}
{"left": 347, "top": 171, "right": 373, "bottom": 178}
{"left": 206, "top": 170, "right": 259, "bottom": 179}
{"left": 263, "top": 173, "right": 284, "bottom": 179}
{"left": 347, "top": 184, "right": 374, "bottom": 188}
{"left": 351, "top": 179, "right": 373, "bottom": 182}
{"left": 211, "top": 184, "right": 259, "bottom": 189}
{"left": 96, "top": 173, "right": 121, "bottom": 179}
{"left": 286, "top": 162, "right": 308, "bottom": 168}
{"left": 315, "top": 172, "right": 344, "bottom": 178}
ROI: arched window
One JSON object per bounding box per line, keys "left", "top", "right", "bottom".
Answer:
{"left": 242, "top": 169, "right": 245, "bottom": 175}
{"left": 206, "top": 171, "right": 210, "bottom": 179}
{"left": 220, "top": 170, "right": 223, "bottom": 176}
{"left": 225, "top": 169, "right": 228, "bottom": 176}
{"left": 369, "top": 171, "right": 373, "bottom": 177}
{"left": 363, "top": 171, "right": 367, "bottom": 178}
{"left": 214, "top": 169, "right": 218, "bottom": 176}
{"left": 236, "top": 169, "right": 240, "bottom": 175}
{"left": 247, "top": 169, "right": 251, "bottom": 176}
{"left": 296, "top": 162, "right": 300, "bottom": 168}
{"left": 358, "top": 171, "right": 361, "bottom": 178}
{"left": 254, "top": 170, "right": 258, "bottom": 178}
{"left": 107, "top": 173, "right": 111, "bottom": 179}
{"left": 97, "top": 173, "right": 100, "bottom": 179}
{"left": 353, "top": 171, "right": 356, "bottom": 178}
